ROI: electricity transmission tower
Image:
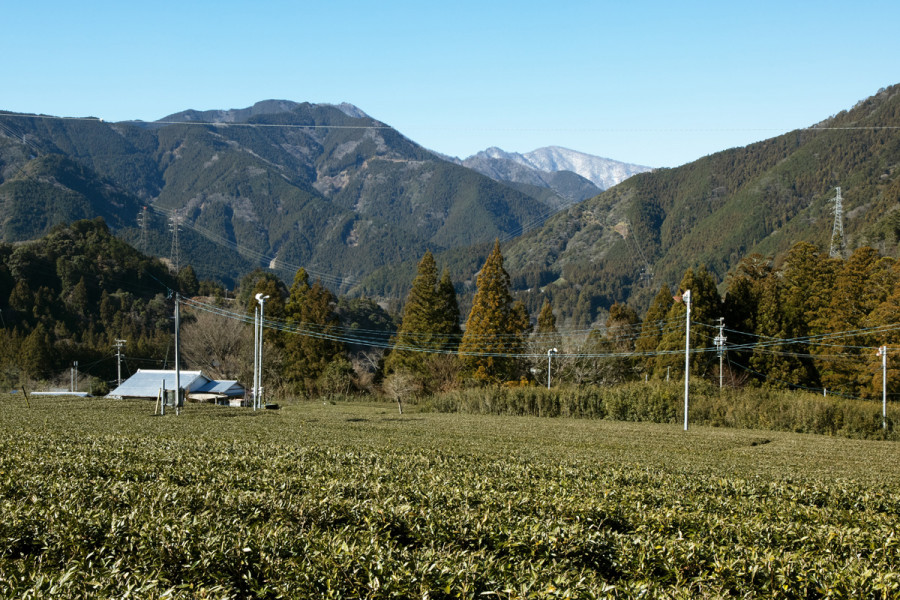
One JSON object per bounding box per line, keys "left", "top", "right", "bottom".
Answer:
{"left": 829, "top": 187, "right": 845, "bottom": 259}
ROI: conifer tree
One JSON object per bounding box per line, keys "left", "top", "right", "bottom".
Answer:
{"left": 654, "top": 267, "right": 721, "bottom": 378}
{"left": 536, "top": 300, "right": 557, "bottom": 335}
{"left": 283, "top": 268, "right": 344, "bottom": 390}
{"left": 635, "top": 284, "right": 672, "bottom": 376}
{"left": 176, "top": 265, "right": 200, "bottom": 296}
{"left": 435, "top": 269, "right": 462, "bottom": 351}
{"left": 387, "top": 251, "right": 459, "bottom": 373}
{"left": 780, "top": 242, "right": 834, "bottom": 340}
{"left": 459, "top": 240, "right": 527, "bottom": 382}
{"left": 723, "top": 254, "right": 772, "bottom": 373}
{"left": 864, "top": 258, "right": 900, "bottom": 394}
{"left": 591, "top": 302, "right": 640, "bottom": 383}
{"left": 749, "top": 274, "right": 811, "bottom": 387}
{"left": 818, "top": 247, "right": 888, "bottom": 396}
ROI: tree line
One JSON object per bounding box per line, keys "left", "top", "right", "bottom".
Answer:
{"left": 4, "top": 218, "right": 900, "bottom": 404}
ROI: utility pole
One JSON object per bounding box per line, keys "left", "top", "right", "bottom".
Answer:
{"left": 714, "top": 318, "right": 726, "bottom": 390}
{"left": 74, "top": 361, "right": 78, "bottom": 393}
{"left": 547, "top": 348, "right": 558, "bottom": 390}
{"left": 878, "top": 346, "right": 888, "bottom": 429}
{"left": 114, "top": 339, "right": 127, "bottom": 387}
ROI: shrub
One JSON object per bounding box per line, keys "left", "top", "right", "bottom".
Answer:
{"left": 424, "top": 380, "right": 898, "bottom": 440}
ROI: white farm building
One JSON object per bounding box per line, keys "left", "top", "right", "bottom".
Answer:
{"left": 107, "top": 369, "right": 245, "bottom": 403}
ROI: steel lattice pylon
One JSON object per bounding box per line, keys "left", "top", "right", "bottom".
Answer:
{"left": 830, "top": 187, "right": 845, "bottom": 259}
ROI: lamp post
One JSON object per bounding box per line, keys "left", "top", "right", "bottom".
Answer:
{"left": 547, "top": 348, "right": 558, "bottom": 390}
{"left": 255, "top": 293, "right": 270, "bottom": 409}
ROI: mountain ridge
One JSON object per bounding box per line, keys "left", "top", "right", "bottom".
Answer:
{"left": 0, "top": 101, "right": 556, "bottom": 288}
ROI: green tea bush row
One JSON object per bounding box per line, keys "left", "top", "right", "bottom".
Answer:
{"left": 2, "top": 396, "right": 899, "bottom": 598}
{"left": 422, "top": 381, "right": 899, "bottom": 439}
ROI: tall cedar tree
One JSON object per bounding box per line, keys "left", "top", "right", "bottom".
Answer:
{"left": 436, "top": 269, "right": 463, "bottom": 349}
{"left": 749, "top": 274, "right": 809, "bottom": 387}
{"left": 818, "top": 247, "right": 889, "bottom": 396}
{"left": 634, "top": 284, "right": 673, "bottom": 376}
{"left": 283, "top": 268, "right": 345, "bottom": 390}
{"left": 723, "top": 254, "right": 772, "bottom": 373}
{"left": 460, "top": 240, "right": 528, "bottom": 382}
{"left": 536, "top": 300, "right": 557, "bottom": 334}
{"left": 386, "top": 251, "right": 458, "bottom": 373}
{"left": 534, "top": 300, "right": 560, "bottom": 351}
{"left": 865, "top": 259, "right": 900, "bottom": 394}
{"left": 589, "top": 302, "right": 640, "bottom": 384}
{"left": 654, "top": 267, "right": 721, "bottom": 378}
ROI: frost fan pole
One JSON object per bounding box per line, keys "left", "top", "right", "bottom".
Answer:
{"left": 174, "top": 293, "right": 181, "bottom": 415}
{"left": 252, "top": 305, "right": 259, "bottom": 410}
{"left": 878, "top": 346, "right": 888, "bottom": 430}
{"left": 675, "top": 290, "right": 692, "bottom": 431}
{"left": 255, "top": 293, "right": 270, "bottom": 410}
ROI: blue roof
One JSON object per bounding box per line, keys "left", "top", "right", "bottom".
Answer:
{"left": 193, "top": 379, "right": 244, "bottom": 396}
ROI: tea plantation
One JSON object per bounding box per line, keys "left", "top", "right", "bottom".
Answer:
{"left": 1, "top": 395, "right": 899, "bottom": 598}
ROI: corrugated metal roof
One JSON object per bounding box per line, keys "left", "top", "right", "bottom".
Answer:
{"left": 193, "top": 379, "right": 244, "bottom": 396}
{"left": 107, "top": 369, "right": 207, "bottom": 399}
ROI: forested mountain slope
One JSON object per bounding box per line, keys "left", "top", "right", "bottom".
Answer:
{"left": 0, "top": 102, "right": 552, "bottom": 288}
{"left": 499, "top": 84, "right": 900, "bottom": 325}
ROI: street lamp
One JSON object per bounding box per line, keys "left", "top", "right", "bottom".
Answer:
{"left": 255, "top": 293, "right": 270, "bottom": 410}
{"left": 547, "top": 348, "right": 558, "bottom": 390}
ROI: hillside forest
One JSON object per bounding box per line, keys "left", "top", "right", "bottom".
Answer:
{"left": 1, "top": 218, "right": 900, "bottom": 407}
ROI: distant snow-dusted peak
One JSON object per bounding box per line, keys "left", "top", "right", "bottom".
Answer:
{"left": 465, "top": 146, "right": 651, "bottom": 190}
{"left": 520, "top": 146, "right": 652, "bottom": 190}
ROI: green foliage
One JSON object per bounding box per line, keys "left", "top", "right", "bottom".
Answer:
{"left": 0, "top": 219, "right": 175, "bottom": 383}
{"left": 2, "top": 395, "right": 899, "bottom": 598}
{"left": 0, "top": 104, "right": 551, "bottom": 295}
{"left": 175, "top": 265, "right": 200, "bottom": 296}
{"left": 536, "top": 299, "right": 557, "bottom": 334}
{"left": 425, "top": 380, "right": 900, "bottom": 440}
{"left": 501, "top": 84, "right": 900, "bottom": 325}
{"left": 654, "top": 266, "right": 721, "bottom": 378}
{"left": 634, "top": 284, "right": 673, "bottom": 375}
{"left": 281, "top": 268, "right": 345, "bottom": 392}
{"left": 459, "top": 241, "right": 528, "bottom": 382}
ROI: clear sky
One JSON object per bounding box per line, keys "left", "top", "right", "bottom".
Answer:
{"left": 4, "top": 1, "right": 899, "bottom": 168}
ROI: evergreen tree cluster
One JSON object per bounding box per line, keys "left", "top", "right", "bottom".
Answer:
{"left": 618, "top": 241, "right": 900, "bottom": 400}
{"left": 7, "top": 218, "right": 900, "bottom": 406}
{"left": 0, "top": 219, "right": 178, "bottom": 390}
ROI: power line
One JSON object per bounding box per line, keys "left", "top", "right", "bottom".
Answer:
{"left": 3, "top": 112, "right": 900, "bottom": 133}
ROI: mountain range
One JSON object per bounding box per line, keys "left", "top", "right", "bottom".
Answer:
{"left": 1, "top": 84, "right": 899, "bottom": 328}
{"left": 356, "top": 84, "right": 900, "bottom": 325}
{"left": 0, "top": 101, "right": 640, "bottom": 291}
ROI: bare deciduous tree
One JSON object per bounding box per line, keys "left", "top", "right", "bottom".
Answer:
{"left": 180, "top": 309, "right": 253, "bottom": 381}
{"left": 382, "top": 370, "right": 421, "bottom": 414}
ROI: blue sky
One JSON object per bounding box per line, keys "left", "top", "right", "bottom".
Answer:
{"left": 4, "top": 1, "right": 899, "bottom": 167}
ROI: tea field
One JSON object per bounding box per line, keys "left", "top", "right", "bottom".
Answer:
{"left": 1, "top": 395, "right": 899, "bottom": 598}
